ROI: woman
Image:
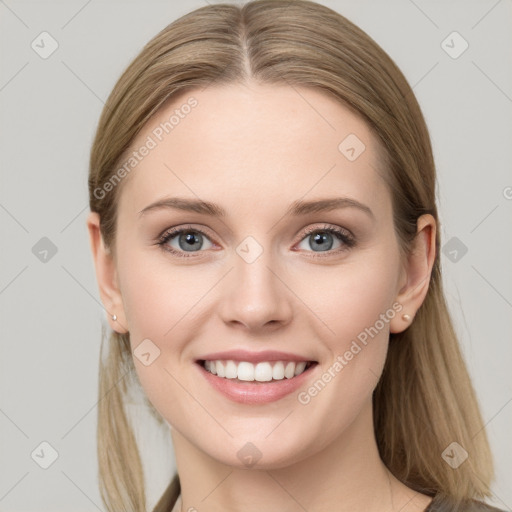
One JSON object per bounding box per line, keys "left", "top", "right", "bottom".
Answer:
{"left": 86, "top": 1, "right": 505, "bottom": 511}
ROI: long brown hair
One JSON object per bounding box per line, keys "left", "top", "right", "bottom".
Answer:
{"left": 88, "top": 2, "right": 494, "bottom": 510}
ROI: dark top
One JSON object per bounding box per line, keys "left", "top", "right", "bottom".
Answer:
{"left": 153, "top": 475, "right": 507, "bottom": 512}
{"left": 161, "top": 492, "right": 507, "bottom": 512}
{"left": 424, "top": 493, "right": 506, "bottom": 511}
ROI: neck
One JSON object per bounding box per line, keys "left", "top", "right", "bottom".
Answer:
{"left": 170, "top": 400, "right": 431, "bottom": 512}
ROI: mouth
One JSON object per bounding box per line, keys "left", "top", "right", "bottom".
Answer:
{"left": 197, "top": 359, "right": 317, "bottom": 383}
{"left": 195, "top": 357, "right": 319, "bottom": 404}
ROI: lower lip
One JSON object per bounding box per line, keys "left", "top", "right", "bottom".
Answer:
{"left": 196, "top": 362, "right": 318, "bottom": 404}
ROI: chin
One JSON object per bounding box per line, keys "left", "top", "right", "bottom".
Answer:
{"left": 199, "top": 432, "right": 317, "bottom": 471}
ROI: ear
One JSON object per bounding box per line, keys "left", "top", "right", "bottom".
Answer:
{"left": 389, "top": 214, "right": 436, "bottom": 334}
{"left": 86, "top": 211, "right": 129, "bottom": 334}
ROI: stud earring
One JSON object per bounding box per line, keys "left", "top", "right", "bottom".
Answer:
{"left": 112, "top": 314, "right": 117, "bottom": 321}
{"left": 402, "top": 314, "right": 411, "bottom": 322}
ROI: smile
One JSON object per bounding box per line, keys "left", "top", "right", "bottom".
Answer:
{"left": 195, "top": 356, "right": 319, "bottom": 404}
{"left": 201, "top": 359, "right": 314, "bottom": 382}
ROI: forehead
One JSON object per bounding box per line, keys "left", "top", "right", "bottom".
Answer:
{"left": 117, "top": 82, "right": 390, "bottom": 221}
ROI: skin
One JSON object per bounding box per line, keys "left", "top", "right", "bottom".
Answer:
{"left": 87, "top": 82, "right": 436, "bottom": 512}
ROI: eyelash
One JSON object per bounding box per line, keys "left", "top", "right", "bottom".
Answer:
{"left": 156, "top": 224, "right": 356, "bottom": 259}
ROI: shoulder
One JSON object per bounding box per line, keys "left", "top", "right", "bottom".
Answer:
{"left": 425, "top": 494, "right": 507, "bottom": 512}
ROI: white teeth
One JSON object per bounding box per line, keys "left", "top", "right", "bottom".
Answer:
{"left": 225, "top": 360, "right": 238, "bottom": 379}
{"left": 272, "top": 361, "right": 285, "bottom": 380}
{"left": 284, "top": 362, "right": 295, "bottom": 379}
{"left": 237, "top": 361, "right": 254, "bottom": 381}
{"left": 294, "top": 362, "right": 307, "bottom": 376}
{"left": 216, "top": 361, "right": 226, "bottom": 377}
{"left": 254, "top": 362, "right": 273, "bottom": 382}
{"left": 204, "top": 360, "right": 217, "bottom": 374}
{"left": 203, "top": 360, "right": 311, "bottom": 382}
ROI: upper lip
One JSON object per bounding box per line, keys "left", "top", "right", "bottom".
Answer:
{"left": 196, "top": 349, "right": 316, "bottom": 364}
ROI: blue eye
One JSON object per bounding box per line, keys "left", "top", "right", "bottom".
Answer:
{"left": 157, "top": 224, "right": 356, "bottom": 259}
{"left": 158, "top": 226, "right": 213, "bottom": 257}
{"left": 297, "top": 226, "right": 356, "bottom": 254}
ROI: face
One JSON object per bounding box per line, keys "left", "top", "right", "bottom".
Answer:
{"left": 95, "top": 82, "right": 413, "bottom": 469}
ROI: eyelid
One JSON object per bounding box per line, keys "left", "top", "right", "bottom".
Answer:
{"left": 158, "top": 223, "right": 215, "bottom": 240}
{"left": 296, "top": 223, "right": 354, "bottom": 243}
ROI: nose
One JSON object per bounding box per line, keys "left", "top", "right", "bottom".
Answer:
{"left": 217, "top": 248, "right": 294, "bottom": 333}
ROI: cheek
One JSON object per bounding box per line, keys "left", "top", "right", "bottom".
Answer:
{"left": 287, "top": 262, "right": 398, "bottom": 446}
{"left": 117, "top": 245, "right": 205, "bottom": 341}
{"left": 337, "top": 274, "right": 396, "bottom": 347}
{"left": 296, "top": 253, "right": 400, "bottom": 351}
{"left": 116, "top": 251, "right": 206, "bottom": 424}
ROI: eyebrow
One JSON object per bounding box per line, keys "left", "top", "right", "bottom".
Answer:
{"left": 138, "top": 196, "right": 374, "bottom": 220}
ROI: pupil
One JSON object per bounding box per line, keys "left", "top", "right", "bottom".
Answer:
{"left": 180, "top": 231, "right": 202, "bottom": 251}
{"left": 312, "top": 232, "right": 333, "bottom": 251}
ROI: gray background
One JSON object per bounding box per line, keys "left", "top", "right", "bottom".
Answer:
{"left": 1, "top": 0, "right": 511, "bottom": 510}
